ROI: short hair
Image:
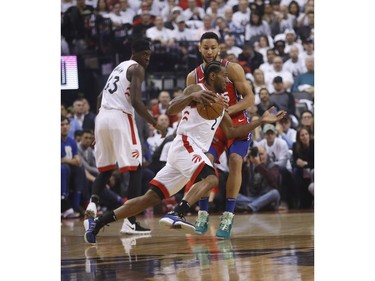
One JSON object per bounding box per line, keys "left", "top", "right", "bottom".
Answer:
{"left": 131, "top": 38, "right": 151, "bottom": 53}
{"left": 200, "top": 32, "right": 220, "bottom": 43}
{"left": 61, "top": 115, "right": 70, "bottom": 123}
{"left": 204, "top": 61, "right": 223, "bottom": 82}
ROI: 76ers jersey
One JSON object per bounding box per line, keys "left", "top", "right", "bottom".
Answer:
{"left": 100, "top": 60, "right": 138, "bottom": 115}
{"left": 176, "top": 83, "right": 224, "bottom": 152}
{"left": 194, "top": 59, "right": 250, "bottom": 127}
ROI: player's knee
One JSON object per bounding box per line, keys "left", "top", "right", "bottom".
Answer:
{"left": 144, "top": 189, "right": 163, "bottom": 206}
{"left": 206, "top": 174, "right": 218, "bottom": 188}
{"left": 228, "top": 153, "right": 243, "bottom": 167}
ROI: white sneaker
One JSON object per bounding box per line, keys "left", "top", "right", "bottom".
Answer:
{"left": 120, "top": 218, "right": 151, "bottom": 235}
{"left": 84, "top": 202, "right": 97, "bottom": 231}
{"left": 61, "top": 208, "right": 80, "bottom": 219}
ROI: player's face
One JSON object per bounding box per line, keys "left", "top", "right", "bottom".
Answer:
{"left": 199, "top": 39, "right": 220, "bottom": 64}
{"left": 213, "top": 68, "right": 228, "bottom": 93}
{"left": 134, "top": 50, "right": 152, "bottom": 68}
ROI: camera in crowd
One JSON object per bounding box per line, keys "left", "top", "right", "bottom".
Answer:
{"left": 249, "top": 146, "right": 259, "bottom": 157}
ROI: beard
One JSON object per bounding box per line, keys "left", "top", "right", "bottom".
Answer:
{"left": 202, "top": 53, "right": 219, "bottom": 64}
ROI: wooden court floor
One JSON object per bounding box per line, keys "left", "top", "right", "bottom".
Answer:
{"left": 61, "top": 211, "right": 314, "bottom": 281}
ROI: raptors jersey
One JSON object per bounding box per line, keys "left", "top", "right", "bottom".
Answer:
{"left": 176, "top": 83, "right": 224, "bottom": 152}
{"left": 194, "top": 59, "right": 250, "bottom": 127}
{"left": 100, "top": 60, "right": 138, "bottom": 114}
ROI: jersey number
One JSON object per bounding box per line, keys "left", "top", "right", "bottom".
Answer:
{"left": 211, "top": 119, "right": 217, "bottom": 131}
{"left": 104, "top": 75, "right": 120, "bottom": 94}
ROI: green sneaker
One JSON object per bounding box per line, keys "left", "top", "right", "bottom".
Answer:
{"left": 194, "top": 210, "right": 209, "bottom": 234}
{"left": 216, "top": 212, "right": 234, "bottom": 239}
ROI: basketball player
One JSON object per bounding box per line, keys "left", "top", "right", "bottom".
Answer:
{"left": 83, "top": 39, "right": 168, "bottom": 235}
{"left": 186, "top": 32, "right": 255, "bottom": 239}
{"left": 84, "top": 61, "right": 286, "bottom": 244}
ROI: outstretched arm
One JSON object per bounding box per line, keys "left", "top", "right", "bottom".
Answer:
{"left": 220, "top": 107, "right": 287, "bottom": 139}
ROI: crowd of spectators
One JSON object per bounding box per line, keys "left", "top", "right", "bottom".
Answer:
{"left": 61, "top": 0, "right": 314, "bottom": 218}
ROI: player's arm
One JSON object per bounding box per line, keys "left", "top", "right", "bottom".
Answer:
{"left": 220, "top": 107, "right": 287, "bottom": 139}
{"left": 226, "top": 62, "right": 255, "bottom": 116}
{"left": 167, "top": 85, "right": 217, "bottom": 115}
{"left": 186, "top": 70, "right": 196, "bottom": 86}
{"left": 128, "top": 64, "right": 168, "bottom": 137}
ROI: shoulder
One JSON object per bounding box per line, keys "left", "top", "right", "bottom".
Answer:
{"left": 184, "top": 84, "right": 202, "bottom": 95}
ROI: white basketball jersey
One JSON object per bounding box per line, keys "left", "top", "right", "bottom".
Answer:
{"left": 176, "top": 83, "right": 224, "bottom": 152}
{"left": 100, "top": 60, "right": 138, "bottom": 115}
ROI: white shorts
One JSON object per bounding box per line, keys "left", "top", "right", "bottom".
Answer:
{"left": 150, "top": 134, "right": 213, "bottom": 198}
{"left": 94, "top": 108, "right": 142, "bottom": 172}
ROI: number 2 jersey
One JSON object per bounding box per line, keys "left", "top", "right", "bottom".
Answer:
{"left": 100, "top": 60, "right": 137, "bottom": 114}
{"left": 176, "top": 83, "right": 224, "bottom": 153}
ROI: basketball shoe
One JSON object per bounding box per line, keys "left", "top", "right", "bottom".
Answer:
{"left": 120, "top": 218, "right": 151, "bottom": 235}
{"left": 84, "top": 217, "right": 98, "bottom": 245}
{"left": 159, "top": 212, "right": 195, "bottom": 234}
{"left": 216, "top": 212, "right": 234, "bottom": 239}
{"left": 83, "top": 202, "right": 97, "bottom": 231}
{"left": 194, "top": 210, "right": 209, "bottom": 235}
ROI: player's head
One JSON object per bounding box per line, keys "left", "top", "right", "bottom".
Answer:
{"left": 204, "top": 61, "right": 227, "bottom": 93}
{"left": 131, "top": 39, "right": 152, "bottom": 68}
{"left": 199, "top": 32, "right": 220, "bottom": 64}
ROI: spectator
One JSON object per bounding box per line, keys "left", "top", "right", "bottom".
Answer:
{"left": 183, "top": 0, "right": 205, "bottom": 22}
{"left": 284, "top": 28, "right": 303, "bottom": 54}
{"left": 214, "top": 16, "right": 231, "bottom": 43}
{"left": 232, "top": 0, "right": 251, "bottom": 31}
{"left": 61, "top": 103, "right": 82, "bottom": 139}
{"left": 275, "top": 114, "right": 297, "bottom": 149}
{"left": 300, "top": 37, "right": 314, "bottom": 61}
{"left": 283, "top": 46, "right": 305, "bottom": 78}
{"left": 270, "top": 76, "right": 296, "bottom": 117}
{"left": 297, "top": 11, "right": 314, "bottom": 42}
{"left": 278, "top": 4, "right": 296, "bottom": 33}
{"left": 273, "top": 35, "right": 290, "bottom": 62}
{"left": 194, "top": 14, "right": 220, "bottom": 41}
{"left": 236, "top": 145, "right": 281, "bottom": 212}
{"left": 81, "top": 98, "right": 96, "bottom": 131}
{"left": 119, "top": 0, "right": 135, "bottom": 25}
{"left": 161, "top": 2, "right": 182, "bottom": 23}
{"left": 254, "top": 35, "right": 274, "bottom": 63}
{"left": 252, "top": 69, "right": 272, "bottom": 98}
{"left": 244, "top": 11, "right": 271, "bottom": 46}
{"left": 164, "top": 6, "right": 183, "bottom": 30}
{"left": 95, "top": 0, "right": 110, "bottom": 18}
{"left": 265, "top": 56, "right": 294, "bottom": 92}
{"left": 223, "top": 7, "right": 245, "bottom": 46}
{"left": 256, "top": 87, "right": 279, "bottom": 117}
{"left": 131, "top": 11, "right": 154, "bottom": 40}
{"left": 147, "top": 114, "right": 174, "bottom": 156}
{"left": 72, "top": 98, "right": 96, "bottom": 131}
{"left": 259, "top": 48, "right": 276, "bottom": 75}
{"left": 61, "top": 115, "right": 89, "bottom": 216}
{"left": 238, "top": 44, "right": 264, "bottom": 74}
{"left": 146, "top": 16, "right": 175, "bottom": 47}
{"left": 223, "top": 33, "right": 243, "bottom": 58}
{"left": 205, "top": 0, "right": 223, "bottom": 22}
{"left": 291, "top": 56, "right": 314, "bottom": 97}
{"left": 292, "top": 126, "right": 314, "bottom": 208}
{"left": 263, "top": 1, "right": 281, "bottom": 37}
{"left": 299, "top": 110, "right": 314, "bottom": 137}
{"left": 151, "top": 90, "right": 179, "bottom": 128}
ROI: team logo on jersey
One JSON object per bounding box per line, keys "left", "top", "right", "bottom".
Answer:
{"left": 182, "top": 110, "right": 190, "bottom": 121}
{"left": 192, "top": 154, "right": 202, "bottom": 163}
{"left": 132, "top": 149, "right": 140, "bottom": 159}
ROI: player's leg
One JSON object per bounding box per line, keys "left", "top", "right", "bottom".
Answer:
{"left": 193, "top": 141, "right": 224, "bottom": 234}
{"left": 217, "top": 139, "right": 250, "bottom": 239}
{"left": 84, "top": 189, "right": 162, "bottom": 245}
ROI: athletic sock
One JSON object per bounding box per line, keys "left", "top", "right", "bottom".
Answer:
{"left": 94, "top": 210, "right": 117, "bottom": 234}
{"left": 225, "top": 198, "right": 236, "bottom": 213}
{"left": 172, "top": 200, "right": 191, "bottom": 217}
{"left": 198, "top": 197, "right": 209, "bottom": 212}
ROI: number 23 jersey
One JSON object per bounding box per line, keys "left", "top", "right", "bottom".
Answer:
{"left": 100, "top": 60, "right": 137, "bottom": 115}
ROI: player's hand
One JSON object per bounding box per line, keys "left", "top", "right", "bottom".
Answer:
{"left": 261, "top": 107, "right": 288, "bottom": 124}
{"left": 155, "top": 123, "right": 168, "bottom": 138}
{"left": 192, "top": 90, "right": 218, "bottom": 105}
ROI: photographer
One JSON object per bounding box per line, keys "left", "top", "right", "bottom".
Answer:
{"left": 237, "top": 145, "right": 281, "bottom": 212}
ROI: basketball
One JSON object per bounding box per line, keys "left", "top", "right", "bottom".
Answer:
{"left": 196, "top": 96, "right": 225, "bottom": 120}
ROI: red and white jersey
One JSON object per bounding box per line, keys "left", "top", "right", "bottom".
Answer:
{"left": 193, "top": 59, "right": 250, "bottom": 126}
{"left": 176, "top": 83, "right": 224, "bottom": 152}
{"left": 100, "top": 60, "right": 137, "bottom": 115}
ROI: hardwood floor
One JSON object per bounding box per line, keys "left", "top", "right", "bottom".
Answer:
{"left": 61, "top": 211, "right": 314, "bottom": 281}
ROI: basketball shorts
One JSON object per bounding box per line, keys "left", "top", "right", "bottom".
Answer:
{"left": 94, "top": 108, "right": 142, "bottom": 173}
{"left": 150, "top": 134, "right": 214, "bottom": 198}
